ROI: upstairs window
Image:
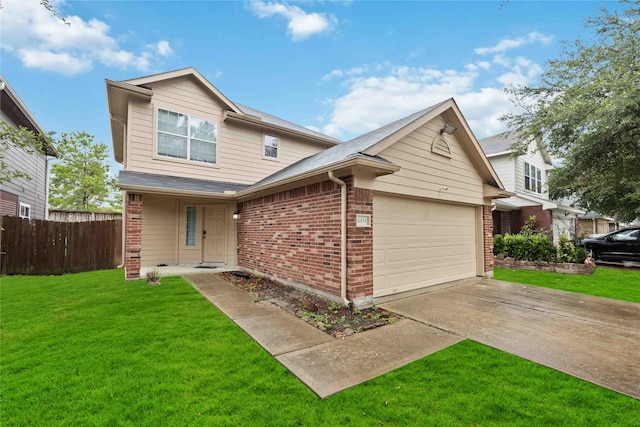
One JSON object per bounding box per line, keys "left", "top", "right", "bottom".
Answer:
{"left": 19, "top": 203, "right": 31, "bottom": 219}
{"left": 264, "top": 134, "right": 278, "bottom": 159}
{"left": 524, "top": 162, "right": 542, "bottom": 193}
{"left": 157, "top": 109, "right": 217, "bottom": 164}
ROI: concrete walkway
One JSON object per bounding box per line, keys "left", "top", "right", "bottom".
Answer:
{"left": 185, "top": 273, "right": 640, "bottom": 400}
{"left": 185, "top": 273, "right": 462, "bottom": 398}
{"left": 381, "top": 279, "right": 640, "bottom": 400}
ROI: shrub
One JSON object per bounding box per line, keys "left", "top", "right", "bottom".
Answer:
{"left": 557, "top": 232, "right": 578, "bottom": 263}
{"left": 502, "top": 234, "right": 526, "bottom": 259}
{"left": 527, "top": 233, "right": 556, "bottom": 262}
{"left": 498, "top": 232, "right": 555, "bottom": 262}
{"left": 493, "top": 234, "right": 504, "bottom": 255}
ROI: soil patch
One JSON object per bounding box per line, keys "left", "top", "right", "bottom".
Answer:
{"left": 217, "top": 271, "right": 400, "bottom": 339}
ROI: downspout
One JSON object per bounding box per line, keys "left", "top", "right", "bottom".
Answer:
{"left": 328, "top": 171, "right": 349, "bottom": 306}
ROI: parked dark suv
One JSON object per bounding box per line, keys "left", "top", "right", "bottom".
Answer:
{"left": 580, "top": 227, "right": 640, "bottom": 263}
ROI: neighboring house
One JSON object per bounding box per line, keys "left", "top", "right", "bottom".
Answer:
{"left": 577, "top": 212, "right": 618, "bottom": 238}
{"left": 0, "top": 75, "right": 57, "bottom": 220}
{"left": 478, "top": 132, "right": 583, "bottom": 245}
{"left": 106, "top": 67, "right": 509, "bottom": 307}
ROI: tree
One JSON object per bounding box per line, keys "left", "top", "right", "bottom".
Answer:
{"left": 502, "top": 0, "right": 640, "bottom": 223}
{"left": 0, "top": 122, "right": 55, "bottom": 184}
{"left": 49, "top": 132, "right": 121, "bottom": 211}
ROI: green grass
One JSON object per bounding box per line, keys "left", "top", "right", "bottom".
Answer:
{"left": 2, "top": 270, "right": 638, "bottom": 426}
{"left": 495, "top": 267, "right": 640, "bottom": 303}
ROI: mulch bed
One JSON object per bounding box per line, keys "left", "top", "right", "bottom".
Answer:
{"left": 217, "top": 271, "right": 399, "bottom": 339}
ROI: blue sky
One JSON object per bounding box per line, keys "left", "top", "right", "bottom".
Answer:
{"left": 0, "top": 0, "right": 622, "bottom": 174}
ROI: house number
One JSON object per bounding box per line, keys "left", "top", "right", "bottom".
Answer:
{"left": 356, "top": 214, "right": 371, "bottom": 227}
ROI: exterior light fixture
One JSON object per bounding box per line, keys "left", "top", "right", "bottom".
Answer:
{"left": 232, "top": 210, "right": 239, "bottom": 220}
{"left": 440, "top": 123, "right": 457, "bottom": 135}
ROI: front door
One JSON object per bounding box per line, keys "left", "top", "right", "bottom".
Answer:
{"left": 203, "top": 205, "right": 227, "bottom": 263}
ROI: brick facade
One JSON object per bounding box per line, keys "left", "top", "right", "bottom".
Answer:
{"left": 515, "top": 205, "right": 552, "bottom": 235}
{"left": 482, "top": 205, "right": 494, "bottom": 273}
{"left": 237, "top": 180, "right": 343, "bottom": 297}
{"left": 124, "top": 193, "right": 143, "bottom": 279}
{"left": 237, "top": 177, "right": 375, "bottom": 302}
{"left": 345, "top": 183, "right": 374, "bottom": 300}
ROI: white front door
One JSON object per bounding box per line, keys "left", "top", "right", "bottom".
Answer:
{"left": 203, "top": 205, "right": 227, "bottom": 263}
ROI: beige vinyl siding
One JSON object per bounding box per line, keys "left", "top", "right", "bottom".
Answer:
{"left": 141, "top": 194, "right": 178, "bottom": 266}
{"left": 126, "top": 76, "right": 326, "bottom": 184}
{"left": 487, "top": 154, "right": 515, "bottom": 192}
{"left": 357, "top": 118, "right": 484, "bottom": 205}
{"left": 0, "top": 110, "right": 48, "bottom": 219}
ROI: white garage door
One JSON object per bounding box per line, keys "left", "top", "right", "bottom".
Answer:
{"left": 373, "top": 194, "right": 477, "bottom": 298}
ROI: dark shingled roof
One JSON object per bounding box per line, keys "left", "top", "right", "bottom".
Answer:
{"left": 478, "top": 131, "right": 518, "bottom": 155}
{"left": 247, "top": 101, "right": 447, "bottom": 191}
{"left": 235, "top": 103, "right": 342, "bottom": 144}
{"left": 118, "top": 170, "right": 250, "bottom": 194}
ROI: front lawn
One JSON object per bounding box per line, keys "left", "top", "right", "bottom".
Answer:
{"left": 2, "top": 270, "right": 638, "bottom": 426}
{"left": 494, "top": 267, "right": 640, "bottom": 303}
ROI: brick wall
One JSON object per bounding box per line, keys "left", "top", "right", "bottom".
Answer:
{"left": 483, "top": 205, "right": 493, "bottom": 273}
{"left": 237, "top": 179, "right": 343, "bottom": 297}
{"left": 124, "top": 193, "right": 143, "bottom": 279}
{"left": 237, "top": 177, "right": 375, "bottom": 302}
{"left": 346, "top": 183, "right": 373, "bottom": 300}
{"left": 515, "top": 205, "right": 552, "bottom": 236}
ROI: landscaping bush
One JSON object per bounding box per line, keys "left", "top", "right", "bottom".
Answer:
{"left": 493, "top": 216, "right": 590, "bottom": 265}
{"left": 493, "top": 234, "right": 504, "bottom": 255}
{"left": 501, "top": 233, "right": 556, "bottom": 262}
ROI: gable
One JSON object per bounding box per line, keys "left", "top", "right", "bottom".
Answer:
{"left": 356, "top": 115, "right": 485, "bottom": 205}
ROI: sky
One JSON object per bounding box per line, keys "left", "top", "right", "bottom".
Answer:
{"left": 0, "top": 0, "right": 624, "bottom": 175}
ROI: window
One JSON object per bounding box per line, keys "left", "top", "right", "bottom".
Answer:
{"left": 19, "top": 203, "right": 31, "bottom": 219}
{"left": 157, "top": 109, "right": 217, "bottom": 164}
{"left": 264, "top": 134, "right": 278, "bottom": 159}
{"left": 524, "top": 162, "right": 542, "bottom": 193}
{"left": 186, "top": 206, "right": 197, "bottom": 246}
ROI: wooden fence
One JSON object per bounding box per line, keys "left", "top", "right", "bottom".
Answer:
{"left": 0, "top": 216, "right": 122, "bottom": 275}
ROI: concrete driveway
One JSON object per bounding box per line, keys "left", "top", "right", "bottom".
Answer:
{"left": 381, "top": 278, "right": 640, "bottom": 399}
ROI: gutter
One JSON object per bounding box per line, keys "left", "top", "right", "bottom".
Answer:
{"left": 327, "top": 170, "right": 349, "bottom": 307}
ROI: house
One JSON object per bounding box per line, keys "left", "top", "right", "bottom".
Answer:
{"left": 478, "top": 132, "right": 583, "bottom": 245}
{"left": 106, "top": 67, "right": 509, "bottom": 307}
{"left": 0, "top": 75, "right": 57, "bottom": 220}
{"left": 577, "top": 212, "right": 618, "bottom": 238}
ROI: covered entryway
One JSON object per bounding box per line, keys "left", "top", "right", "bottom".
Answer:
{"left": 373, "top": 193, "right": 477, "bottom": 298}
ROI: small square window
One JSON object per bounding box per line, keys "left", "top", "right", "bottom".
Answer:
{"left": 264, "top": 135, "right": 278, "bottom": 159}
{"left": 19, "top": 203, "right": 31, "bottom": 219}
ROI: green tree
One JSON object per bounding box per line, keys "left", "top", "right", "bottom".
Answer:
{"left": 0, "top": 122, "right": 55, "bottom": 184}
{"left": 49, "top": 132, "right": 121, "bottom": 211}
{"left": 502, "top": 0, "right": 640, "bottom": 222}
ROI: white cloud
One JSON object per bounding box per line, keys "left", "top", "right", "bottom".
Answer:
{"left": 0, "top": 1, "right": 172, "bottom": 75}
{"left": 318, "top": 52, "right": 543, "bottom": 140}
{"left": 249, "top": 1, "right": 337, "bottom": 40}
{"left": 155, "top": 40, "right": 173, "bottom": 57}
{"left": 475, "top": 31, "right": 553, "bottom": 55}
{"left": 18, "top": 49, "right": 92, "bottom": 75}
{"left": 321, "top": 65, "right": 479, "bottom": 138}
{"left": 496, "top": 56, "right": 542, "bottom": 87}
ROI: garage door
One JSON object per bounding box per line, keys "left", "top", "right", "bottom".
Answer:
{"left": 373, "top": 194, "right": 477, "bottom": 298}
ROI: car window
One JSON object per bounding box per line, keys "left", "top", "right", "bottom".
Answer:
{"left": 610, "top": 230, "right": 639, "bottom": 241}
